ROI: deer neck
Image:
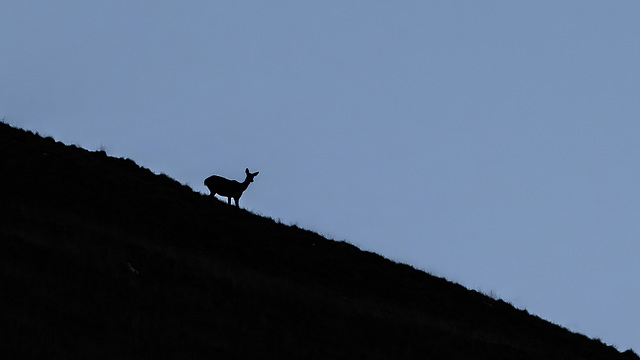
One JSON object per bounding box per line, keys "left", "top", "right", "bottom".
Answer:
{"left": 239, "top": 177, "right": 252, "bottom": 190}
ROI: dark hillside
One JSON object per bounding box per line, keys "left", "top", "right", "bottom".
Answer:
{"left": 0, "top": 121, "right": 636, "bottom": 359}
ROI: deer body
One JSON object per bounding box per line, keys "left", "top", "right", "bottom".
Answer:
{"left": 204, "top": 168, "right": 259, "bottom": 207}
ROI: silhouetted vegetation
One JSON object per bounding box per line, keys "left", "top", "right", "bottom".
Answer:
{"left": 0, "top": 121, "right": 637, "bottom": 359}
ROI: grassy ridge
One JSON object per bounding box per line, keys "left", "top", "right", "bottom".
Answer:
{"left": 0, "top": 121, "right": 636, "bottom": 359}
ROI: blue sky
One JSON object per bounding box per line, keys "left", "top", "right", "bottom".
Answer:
{"left": 2, "top": 1, "right": 640, "bottom": 352}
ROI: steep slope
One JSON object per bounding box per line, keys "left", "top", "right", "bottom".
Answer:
{"left": 0, "top": 121, "right": 636, "bottom": 359}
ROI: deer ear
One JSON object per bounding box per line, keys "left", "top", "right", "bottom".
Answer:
{"left": 253, "top": 171, "right": 259, "bottom": 176}
{"left": 245, "top": 168, "right": 249, "bottom": 174}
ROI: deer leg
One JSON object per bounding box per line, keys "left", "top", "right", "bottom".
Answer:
{"left": 227, "top": 197, "right": 232, "bottom": 205}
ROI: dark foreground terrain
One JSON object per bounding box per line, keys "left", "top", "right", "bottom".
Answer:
{"left": 0, "top": 121, "right": 637, "bottom": 359}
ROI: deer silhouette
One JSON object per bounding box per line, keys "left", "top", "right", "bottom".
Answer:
{"left": 204, "top": 168, "right": 259, "bottom": 207}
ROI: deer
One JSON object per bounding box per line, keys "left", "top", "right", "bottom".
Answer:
{"left": 204, "top": 168, "right": 259, "bottom": 207}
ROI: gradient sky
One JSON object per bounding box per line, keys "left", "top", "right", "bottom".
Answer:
{"left": 2, "top": 1, "right": 640, "bottom": 352}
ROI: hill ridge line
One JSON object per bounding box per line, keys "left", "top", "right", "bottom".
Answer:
{"left": 0, "top": 121, "right": 636, "bottom": 359}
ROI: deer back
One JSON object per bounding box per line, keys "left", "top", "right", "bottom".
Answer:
{"left": 204, "top": 175, "right": 243, "bottom": 197}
